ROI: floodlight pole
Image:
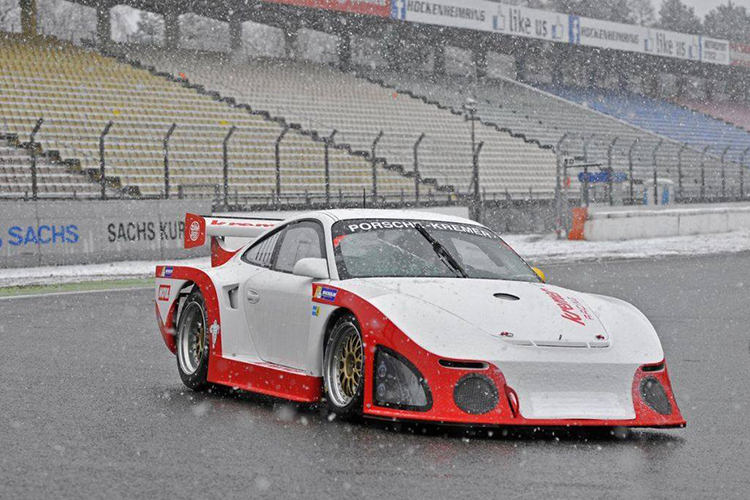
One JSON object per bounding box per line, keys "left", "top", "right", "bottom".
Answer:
{"left": 29, "top": 117, "right": 44, "bottom": 201}
{"left": 99, "top": 121, "right": 114, "bottom": 201}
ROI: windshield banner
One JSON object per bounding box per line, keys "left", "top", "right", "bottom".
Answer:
{"left": 341, "top": 220, "right": 498, "bottom": 239}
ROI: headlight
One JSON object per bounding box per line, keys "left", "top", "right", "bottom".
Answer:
{"left": 374, "top": 347, "right": 432, "bottom": 411}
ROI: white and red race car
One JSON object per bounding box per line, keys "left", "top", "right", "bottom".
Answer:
{"left": 155, "top": 210, "right": 685, "bottom": 428}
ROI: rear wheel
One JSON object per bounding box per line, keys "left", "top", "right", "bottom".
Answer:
{"left": 176, "top": 290, "right": 210, "bottom": 391}
{"left": 324, "top": 313, "right": 365, "bottom": 419}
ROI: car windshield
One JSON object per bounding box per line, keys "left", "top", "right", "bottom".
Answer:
{"left": 331, "top": 219, "right": 539, "bottom": 282}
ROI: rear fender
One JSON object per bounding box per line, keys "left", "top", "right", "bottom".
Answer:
{"left": 155, "top": 266, "right": 222, "bottom": 359}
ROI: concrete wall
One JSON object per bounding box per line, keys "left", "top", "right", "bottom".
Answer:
{"left": 584, "top": 203, "right": 750, "bottom": 241}
{"left": 0, "top": 200, "right": 211, "bottom": 269}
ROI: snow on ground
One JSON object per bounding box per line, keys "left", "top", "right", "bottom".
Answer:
{"left": 1, "top": 231, "right": 749, "bottom": 288}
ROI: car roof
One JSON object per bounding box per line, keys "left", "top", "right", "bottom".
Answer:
{"left": 316, "top": 209, "right": 482, "bottom": 226}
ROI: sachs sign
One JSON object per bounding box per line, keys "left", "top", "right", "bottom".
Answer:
{"left": 261, "top": 0, "right": 391, "bottom": 17}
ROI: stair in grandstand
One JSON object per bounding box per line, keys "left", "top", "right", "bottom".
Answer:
{"left": 0, "top": 127, "right": 119, "bottom": 199}
{"left": 365, "top": 68, "right": 741, "bottom": 201}
{"left": 0, "top": 34, "right": 416, "bottom": 204}
{"left": 116, "top": 47, "right": 558, "bottom": 198}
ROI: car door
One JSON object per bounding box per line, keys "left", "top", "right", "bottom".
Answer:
{"left": 243, "top": 220, "right": 327, "bottom": 369}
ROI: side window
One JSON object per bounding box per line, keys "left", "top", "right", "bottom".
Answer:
{"left": 273, "top": 222, "right": 324, "bottom": 274}
{"left": 242, "top": 230, "right": 283, "bottom": 268}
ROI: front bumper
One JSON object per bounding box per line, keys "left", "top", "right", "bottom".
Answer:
{"left": 362, "top": 322, "right": 686, "bottom": 429}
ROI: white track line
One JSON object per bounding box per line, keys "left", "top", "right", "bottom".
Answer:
{"left": 0, "top": 286, "right": 152, "bottom": 301}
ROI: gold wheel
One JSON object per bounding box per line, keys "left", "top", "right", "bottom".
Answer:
{"left": 325, "top": 318, "right": 364, "bottom": 409}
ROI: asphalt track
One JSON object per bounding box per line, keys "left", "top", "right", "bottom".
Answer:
{"left": 1, "top": 254, "right": 749, "bottom": 499}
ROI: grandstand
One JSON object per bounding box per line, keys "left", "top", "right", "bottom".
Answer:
{"left": 1, "top": 0, "right": 750, "bottom": 223}
{"left": 121, "top": 47, "right": 558, "bottom": 197}
{"left": 0, "top": 35, "right": 416, "bottom": 203}
{"left": 539, "top": 84, "right": 750, "bottom": 168}
{"left": 367, "top": 69, "right": 738, "bottom": 200}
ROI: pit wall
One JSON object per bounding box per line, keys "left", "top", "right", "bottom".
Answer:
{"left": 0, "top": 200, "right": 212, "bottom": 269}
{"left": 574, "top": 203, "right": 750, "bottom": 241}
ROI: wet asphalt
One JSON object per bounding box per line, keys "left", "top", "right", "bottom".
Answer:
{"left": 1, "top": 253, "right": 749, "bottom": 499}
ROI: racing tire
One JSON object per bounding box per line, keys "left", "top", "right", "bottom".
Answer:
{"left": 176, "top": 289, "right": 211, "bottom": 391}
{"left": 323, "top": 313, "right": 365, "bottom": 419}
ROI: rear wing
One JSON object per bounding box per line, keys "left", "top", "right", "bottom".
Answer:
{"left": 184, "top": 213, "right": 283, "bottom": 266}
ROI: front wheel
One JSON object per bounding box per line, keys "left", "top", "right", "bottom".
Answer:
{"left": 323, "top": 313, "right": 365, "bottom": 419}
{"left": 176, "top": 290, "right": 210, "bottom": 391}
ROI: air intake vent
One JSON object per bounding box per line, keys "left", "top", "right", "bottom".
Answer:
{"left": 454, "top": 374, "right": 499, "bottom": 415}
{"left": 640, "top": 377, "right": 672, "bottom": 415}
{"left": 439, "top": 360, "right": 487, "bottom": 370}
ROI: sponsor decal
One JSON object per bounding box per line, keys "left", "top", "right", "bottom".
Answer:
{"left": 498, "top": 331, "right": 514, "bottom": 338}
{"left": 158, "top": 285, "right": 171, "bottom": 301}
{"left": 209, "top": 219, "right": 276, "bottom": 229}
{"left": 2, "top": 224, "right": 79, "bottom": 247}
{"left": 541, "top": 288, "right": 586, "bottom": 326}
{"left": 163, "top": 266, "right": 174, "bottom": 278}
{"left": 209, "top": 320, "right": 220, "bottom": 349}
{"left": 189, "top": 220, "right": 201, "bottom": 242}
{"left": 312, "top": 305, "right": 321, "bottom": 317}
{"left": 107, "top": 221, "right": 184, "bottom": 243}
{"left": 314, "top": 286, "right": 338, "bottom": 302}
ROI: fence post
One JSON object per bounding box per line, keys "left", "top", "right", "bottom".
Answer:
{"left": 652, "top": 139, "right": 663, "bottom": 205}
{"left": 324, "top": 130, "right": 337, "bottom": 206}
{"left": 607, "top": 136, "right": 618, "bottom": 206}
{"left": 700, "top": 145, "right": 710, "bottom": 200}
{"left": 29, "top": 118, "right": 44, "bottom": 201}
{"left": 371, "top": 131, "right": 384, "bottom": 204}
{"left": 720, "top": 146, "right": 730, "bottom": 200}
{"left": 471, "top": 141, "right": 484, "bottom": 222}
{"left": 163, "top": 123, "right": 177, "bottom": 199}
{"left": 99, "top": 121, "right": 114, "bottom": 201}
{"left": 555, "top": 133, "right": 569, "bottom": 239}
{"left": 413, "top": 133, "right": 426, "bottom": 206}
{"left": 223, "top": 125, "right": 237, "bottom": 208}
{"left": 275, "top": 125, "right": 290, "bottom": 205}
{"left": 628, "top": 138, "right": 639, "bottom": 204}
{"left": 676, "top": 143, "right": 687, "bottom": 201}
{"left": 740, "top": 147, "right": 749, "bottom": 200}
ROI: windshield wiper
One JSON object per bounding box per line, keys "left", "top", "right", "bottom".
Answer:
{"left": 414, "top": 223, "right": 468, "bottom": 278}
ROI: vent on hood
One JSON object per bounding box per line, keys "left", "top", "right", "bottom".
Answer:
{"left": 493, "top": 293, "right": 520, "bottom": 301}
{"left": 501, "top": 338, "right": 610, "bottom": 349}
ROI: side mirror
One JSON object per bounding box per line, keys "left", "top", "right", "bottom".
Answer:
{"left": 533, "top": 267, "right": 546, "bottom": 283}
{"left": 293, "top": 258, "right": 330, "bottom": 280}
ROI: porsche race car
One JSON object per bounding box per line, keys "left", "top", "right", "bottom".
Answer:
{"left": 155, "top": 210, "right": 685, "bottom": 428}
